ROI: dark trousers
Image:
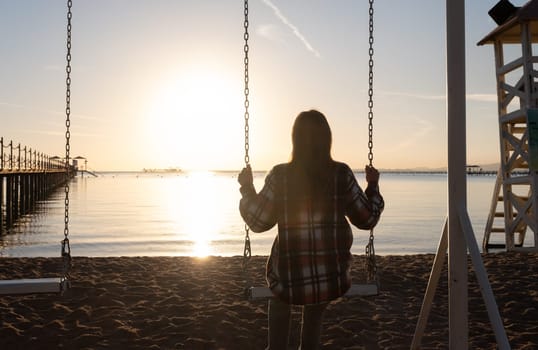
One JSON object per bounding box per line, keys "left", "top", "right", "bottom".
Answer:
{"left": 266, "top": 297, "right": 328, "bottom": 350}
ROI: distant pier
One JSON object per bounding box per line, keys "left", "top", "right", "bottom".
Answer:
{"left": 0, "top": 137, "right": 75, "bottom": 233}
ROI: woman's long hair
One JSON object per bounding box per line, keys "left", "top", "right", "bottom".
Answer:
{"left": 289, "top": 110, "right": 334, "bottom": 197}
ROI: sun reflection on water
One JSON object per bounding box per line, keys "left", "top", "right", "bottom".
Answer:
{"left": 166, "top": 171, "right": 226, "bottom": 257}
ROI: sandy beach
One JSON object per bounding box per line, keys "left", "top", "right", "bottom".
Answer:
{"left": 0, "top": 253, "right": 537, "bottom": 349}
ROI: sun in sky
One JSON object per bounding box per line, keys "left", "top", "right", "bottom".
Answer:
{"left": 1, "top": 1, "right": 509, "bottom": 171}
{"left": 146, "top": 66, "right": 244, "bottom": 171}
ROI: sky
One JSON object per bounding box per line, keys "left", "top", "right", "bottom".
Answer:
{"left": 0, "top": 0, "right": 525, "bottom": 171}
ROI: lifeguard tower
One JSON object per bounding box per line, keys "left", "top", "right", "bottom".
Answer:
{"left": 479, "top": 0, "right": 538, "bottom": 252}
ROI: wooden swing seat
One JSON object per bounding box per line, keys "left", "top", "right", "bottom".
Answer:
{"left": 0, "top": 277, "right": 69, "bottom": 295}
{"left": 248, "top": 283, "right": 378, "bottom": 300}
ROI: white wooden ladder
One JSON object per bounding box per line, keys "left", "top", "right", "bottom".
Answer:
{"left": 483, "top": 167, "right": 528, "bottom": 252}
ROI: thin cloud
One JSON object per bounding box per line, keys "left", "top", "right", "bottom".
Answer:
{"left": 381, "top": 91, "right": 497, "bottom": 102}
{"left": 391, "top": 118, "right": 435, "bottom": 150}
{"left": 261, "top": 0, "right": 321, "bottom": 58}
{"left": 25, "top": 129, "right": 102, "bottom": 139}
{"left": 1, "top": 101, "right": 102, "bottom": 121}
{"left": 257, "top": 24, "right": 286, "bottom": 44}
{"left": 0, "top": 101, "right": 26, "bottom": 109}
{"left": 381, "top": 91, "right": 445, "bottom": 101}
{"left": 25, "top": 129, "right": 64, "bottom": 137}
{"left": 43, "top": 65, "right": 62, "bottom": 71}
{"left": 467, "top": 93, "right": 497, "bottom": 102}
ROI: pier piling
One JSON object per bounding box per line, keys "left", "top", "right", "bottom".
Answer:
{"left": 0, "top": 138, "right": 75, "bottom": 233}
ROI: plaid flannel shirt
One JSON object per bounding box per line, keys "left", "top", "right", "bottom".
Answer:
{"left": 239, "top": 162, "right": 384, "bottom": 305}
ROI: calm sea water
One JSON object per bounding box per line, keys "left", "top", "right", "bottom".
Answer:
{"left": 0, "top": 171, "right": 497, "bottom": 257}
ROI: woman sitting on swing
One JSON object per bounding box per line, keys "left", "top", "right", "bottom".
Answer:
{"left": 238, "top": 109, "right": 384, "bottom": 349}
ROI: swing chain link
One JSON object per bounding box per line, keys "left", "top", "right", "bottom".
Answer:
{"left": 365, "top": 0, "right": 378, "bottom": 286}
{"left": 62, "top": 0, "right": 73, "bottom": 281}
{"left": 242, "top": 0, "right": 252, "bottom": 296}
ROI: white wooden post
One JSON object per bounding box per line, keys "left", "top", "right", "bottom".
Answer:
{"left": 446, "top": 0, "right": 468, "bottom": 347}
{"left": 413, "top": 2, "right": 511, "bottom": 348}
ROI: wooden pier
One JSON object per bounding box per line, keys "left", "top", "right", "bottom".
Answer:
{"left": 0, "top": 137, "right": 75, "bottom": 233}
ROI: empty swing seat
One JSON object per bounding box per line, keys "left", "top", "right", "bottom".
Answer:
{"left": 0, "top": 277, "right": 69, "bottom": 295}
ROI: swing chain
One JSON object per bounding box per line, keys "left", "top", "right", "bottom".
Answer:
{"left": 367, "top": 0, "right": 374, "bottom": 167}
{"left": 365, "top": 0, "right": 378, "bottom": 286}
{"left": 242, "top": 226, "right": 252, "bottom": 266}
{"left": 243, "top": 0, "right": 250, "bottom": 167}
{"left": 62, "top": 0, "right": 73, "bottom": 280}
{"left": 365, "top": 229, "right": 377, "bottom": 283}
{"left": 242, "top": 0, "right": 252, "bottom": 295}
